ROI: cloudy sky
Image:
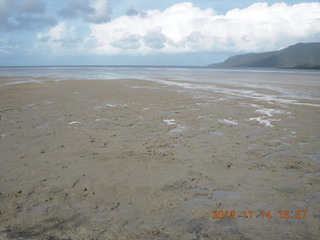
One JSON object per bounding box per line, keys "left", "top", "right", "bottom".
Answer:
{"left": 0, "top": 0, "right": 319, "bottom": 66}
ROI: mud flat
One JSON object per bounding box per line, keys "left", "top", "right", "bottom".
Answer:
{"left": 0, "top": 76, "right": 319, "bottom": 239}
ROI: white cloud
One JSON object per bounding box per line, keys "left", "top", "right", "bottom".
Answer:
{"left": 37, "top": 22, "right": 72, "bottom": 41}
{"left": 36, "top": 22, "right": 80, "bottom": 54}
{"left": 88, "top": 2, "right": 320, "bottom": 55}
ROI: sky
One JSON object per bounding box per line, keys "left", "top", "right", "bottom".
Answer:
{"left": 0, "top": 0, "right": 319, "bottom": 66}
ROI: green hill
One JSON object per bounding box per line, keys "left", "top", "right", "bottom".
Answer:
{"left": 208, "top": 42, "right": 320, "bottom": 69}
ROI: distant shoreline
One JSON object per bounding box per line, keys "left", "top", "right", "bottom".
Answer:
{"left": 207, "top": 42, "right": 320, "bottom": 69}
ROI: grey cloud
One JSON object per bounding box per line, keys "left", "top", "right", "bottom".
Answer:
{"left": 59, "top": 38, "right": 83, "bottom": 49}
{"left": 84, "top": 37, "right": 97, "bottom": 48}
{"left": 15, "top": 14, "right": 57, "bottom": 30}
{"left": 58, "top": 0, "right": 95, "bottom": 19}
{"left": 166, "top": 32, "right": 201, "bottom": 48}
{"left": 126, "top": 7, "right": 139, "bottom": 16}
{"left": 126, "top": 7, "right": 147, "bottom": 18}
{"left": 144, "top": 30, "right": 167, "bottom": 49}
{"left": 58, "top": 0, "right": 112, "bottom": 24}
{"left": 0, "top": 0, "right": 57, "bottom": 31}
{"left": 85, "top": 8, "right": 112, "bottom": 23}
{"left": 112, "top": 35, "right": 141, "bottom": 49}
{"left": 37, "top": 36, "right": 50, "bottom": 42}
{"left": 17, "top": 0, "right": 45, "bottom": 14}
{"left": 186, "top": 32, "right": 203, "bottom": 43}
{"left": 0, "top": 0, "right": 15, "bottom": 31}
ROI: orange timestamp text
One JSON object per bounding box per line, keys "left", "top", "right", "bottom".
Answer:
{"left": 212, "top": 210, "right": 308, "bottom": 220}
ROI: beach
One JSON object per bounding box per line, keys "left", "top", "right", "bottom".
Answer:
{"left": 0, "top": 68, "right": 319, "bottom": 239}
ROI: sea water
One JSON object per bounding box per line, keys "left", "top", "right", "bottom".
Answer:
{"left": 0, "top": 66, "right": 319, "bottom": 106}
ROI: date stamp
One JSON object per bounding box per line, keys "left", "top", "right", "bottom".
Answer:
{"left": 212, "top": 210, "right": 308, "bottom": 220}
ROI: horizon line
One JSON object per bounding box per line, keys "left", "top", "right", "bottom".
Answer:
{"left": 0, "top": 65, "right": 208, "bottom": 68}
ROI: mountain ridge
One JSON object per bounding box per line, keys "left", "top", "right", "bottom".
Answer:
{"left": 207, "top": 42, "right": 320, "bottom": 69}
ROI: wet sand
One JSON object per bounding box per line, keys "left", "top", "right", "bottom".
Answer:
{"left": 0, "top": 77, "right": 319, "bottom": 239}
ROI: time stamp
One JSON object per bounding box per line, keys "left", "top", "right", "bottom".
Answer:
{"left": 212, "top": 210, "right": 308, "bottom": 220}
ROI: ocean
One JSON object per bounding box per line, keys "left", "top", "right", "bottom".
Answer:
{"left": 1, "top": 66, "right": 319, "bottom": 107}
